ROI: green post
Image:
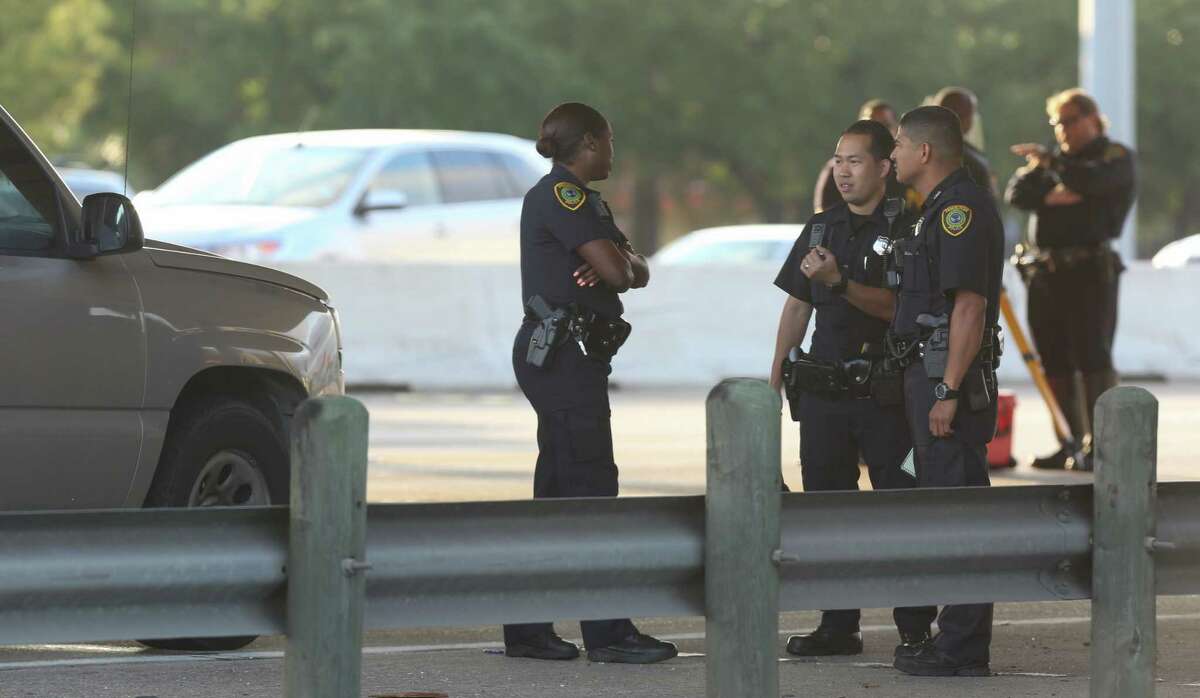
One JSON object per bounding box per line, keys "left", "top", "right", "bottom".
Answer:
{"left": 285, "top": 396, "right": 370, "bottom": 698}
{"left": 705, "top": 379, "right": 781, "bottom": 698}
{"left": 1090, "top": 386, "right": 1158, "bottom": 698}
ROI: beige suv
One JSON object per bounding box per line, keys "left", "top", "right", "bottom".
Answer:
{"left": 0, "top": 107, "right": 342, "bottom": 525}
{"left": 1, "top": 104, "right": 343, "bottom": 649}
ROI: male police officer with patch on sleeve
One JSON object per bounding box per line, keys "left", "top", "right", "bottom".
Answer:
{"left": 884, "top": 106, "right": 1004, "bottom": 677}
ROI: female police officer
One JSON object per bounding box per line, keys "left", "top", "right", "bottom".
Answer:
{"left": 501, "top": 102, "right": 677, "bottom": 665}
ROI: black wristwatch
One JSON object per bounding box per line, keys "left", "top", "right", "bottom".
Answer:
{"left": 829, "top": 270, "right": 849, "bottom": 295}
{"left": 933, "top": 382, "right": 960, "bottom": 401}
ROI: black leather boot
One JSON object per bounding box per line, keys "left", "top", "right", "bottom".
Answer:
{"left": 893, "top": 628, "right": 933, "bottom": 658}
{"left": 785, "top": 627, "right": 863, "bottom": 656}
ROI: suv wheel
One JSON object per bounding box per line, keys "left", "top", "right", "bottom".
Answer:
{"left": 139, "top": 395, "right": 290, "bottom": 652}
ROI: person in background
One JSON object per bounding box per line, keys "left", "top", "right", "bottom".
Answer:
{"left": 933, "top": 86, "right": 996, "bottom": 197}
{"left": 1005, "top": 89, "right": 1135, "bottom": 471}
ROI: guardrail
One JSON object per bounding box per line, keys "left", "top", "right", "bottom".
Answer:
{"left": 0, "top": 384, "right": 1190, "bottom": 697}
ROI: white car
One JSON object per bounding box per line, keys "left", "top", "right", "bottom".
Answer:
{"left": 137, "top": 129, "right": 550, "bottom": 264}
{"left": 651, "top": 224, "right": 805, "bottom": 266}
{"left": 58, "top": 166, "right": 137, "bottom": 200}
{"left": 1151, "top": 234, "right": 1200, "bottom": 268}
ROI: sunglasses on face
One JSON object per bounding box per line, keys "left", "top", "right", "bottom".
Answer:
{"left": 1049, "top": 113, "right": 1086, "bottom": 128}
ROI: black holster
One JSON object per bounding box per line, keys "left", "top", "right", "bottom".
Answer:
{"left": 524, "top": 296, "right": 571, "bottom": 368}
{"left": 780, "top": 350, "right": 842, "bottom": 420}
{"left": 524, "top": 295, "right": 632, "bottom": 367}
{"left": 578, "top": 313, "right": 632, "bottom": 362}
{"left": 963, "top": 362, "right": 998, "bottom": 412}
{"left": 868, "top": 361, "right": 904, "bottom": 407}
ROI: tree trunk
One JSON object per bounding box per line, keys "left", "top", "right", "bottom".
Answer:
{"left": 631, "top": 169, "right": 661, "bottom": 255}
{"left": 727, "top": 156, "right": 786, "bottom": 223}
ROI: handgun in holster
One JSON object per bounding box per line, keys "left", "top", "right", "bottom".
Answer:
{"left": 524, "top": 295, "right": 571, "bottom": 368}
{"left": 916, "top": 313, "right": 950, "bottom": 379}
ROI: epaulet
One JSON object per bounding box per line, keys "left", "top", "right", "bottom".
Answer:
{"left": 810, "top": 202, "right": 844, "bottom": 224}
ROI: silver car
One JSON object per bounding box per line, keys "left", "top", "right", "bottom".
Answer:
{"left": 1, "top": 102, "right": 342, "bottom": 514}
{"left": 651, "top": 224, "right": 805, "bottom": 267}
{"left": 136, "top": 129, "right": 549, "bottom": 264}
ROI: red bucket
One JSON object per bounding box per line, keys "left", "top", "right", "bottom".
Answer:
{"left": 988, "top": 390, "right": 1017, "bottom": 468}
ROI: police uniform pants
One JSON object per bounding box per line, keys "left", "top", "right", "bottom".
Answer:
{"left": 503, "top": 322, "right": 637, "bottom": 650}
{"left": 1026, "top": 256, "right": 1120, "bottom": 376}
{"left": 797, "top": 394, "right": 937, "bottom": 636}
{"left": 903, "top": 363, "right": 995, "bottom": 664}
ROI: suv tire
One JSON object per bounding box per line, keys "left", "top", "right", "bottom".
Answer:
{"left": 139, "top": 395, "right": 290, "bottom": 652}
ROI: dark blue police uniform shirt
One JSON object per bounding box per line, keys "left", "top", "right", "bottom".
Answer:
{"left": 892, "top": 168, "right": 1003, "bottom": 338}
{"left": 774, "top": 201, "right": 901, "bottom": 362}
{"left": 519, "top": 164, "right": 628, "bottom": 320}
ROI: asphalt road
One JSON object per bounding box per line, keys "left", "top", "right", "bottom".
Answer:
{"left": 2, "top": 381, "right": 1197, "bottom": 697}
{"left": 360, "top": 380, "right": 1200, "bottom": 503}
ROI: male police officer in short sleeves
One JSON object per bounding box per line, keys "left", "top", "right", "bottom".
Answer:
{"left": 770, "top": 120, "right": 936, "bottom": 659}
{"left": 887, "top": 106, "right": 1004, "bottom": 677}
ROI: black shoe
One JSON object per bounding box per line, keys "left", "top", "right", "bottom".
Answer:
{"left": 1032, "top": 446, "right": 1073, "bottom": 470}
{"left": 586, "top": 633, "right": 677, "bottom": 664}
{"left": 893, "top": 644, "right": 989, "bottom": 677}
{"left": 1070, "top": 451, "right": 1094, "bottom": 472}
{"left": 505, "top": 633, "right": 580, "bottom": 660}
{"left": 893, "top": 629, "right": 932, "bottom": 658}
{"left": 785, "top": 627, "right": 863, "bottom": 657}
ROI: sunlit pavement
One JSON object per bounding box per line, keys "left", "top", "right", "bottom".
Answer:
{"left": 359, "top": 381, "right": 1198, "bottom": 503}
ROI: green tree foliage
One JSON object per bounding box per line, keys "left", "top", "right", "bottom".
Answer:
{"left": 0, "top": 0, "right": 118, "bottom": 152}
{"left": 6, "top": 0, "right": 1194, "bottom": 254}
{"left": 1137, "top": 0, "right": 1200, "bottom": 253}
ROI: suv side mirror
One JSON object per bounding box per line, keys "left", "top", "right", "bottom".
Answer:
{"left": 355, "top": 189, "right": 409, "bottom": 216}
{"left": 70, "top": 193, "right": 144, "bottom": 258}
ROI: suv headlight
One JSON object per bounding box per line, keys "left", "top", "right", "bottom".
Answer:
{"left": 212, "top": 239, "right": 282, "bottom": 261}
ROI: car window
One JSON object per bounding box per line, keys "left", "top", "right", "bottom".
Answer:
{"left": 0, "top": 127, "right": 59, "bottom": 253}
{"left": 152, "top": 142, "right": 369, "bottom": 208}
{"left": 430, "top": 150, "right": 513, "bottom": 203}
{"left": 497, "top": 152, "right": 544, "bottom": 193}
{"left": 61, "top": 171, "right": 134, "bottom": 200}
{"left": 371, "top": 151, "right": 439, "bottom": 207}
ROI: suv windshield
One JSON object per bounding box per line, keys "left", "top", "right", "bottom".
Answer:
{"left": 152, "top": 141, "right": 369, "bottom": 208}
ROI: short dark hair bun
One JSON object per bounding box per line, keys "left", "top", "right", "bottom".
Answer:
{"left": 537, "top": 102, "right": 609, "bottom": 164}
{"left": 535, "top": 136, "right": 558, "bottom": 159}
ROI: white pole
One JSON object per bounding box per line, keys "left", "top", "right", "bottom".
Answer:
{"left": 1079, "top": 0, "right": 1137, "bottom": 259}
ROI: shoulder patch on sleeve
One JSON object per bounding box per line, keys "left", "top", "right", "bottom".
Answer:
{"left": 940, "top": 204, "right": 973, "bottom": 237}
{"left": 1103, "top": 144, "right": 1128, "bottom": 162}
{"left": 554, "top": 182, "right": 587, "bottom": 211}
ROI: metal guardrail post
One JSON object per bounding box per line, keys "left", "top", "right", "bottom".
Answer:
{"left": 285, "top": 396, "right": 370, "bottom": 698}
{"left": 705, "top": 378, "right": 781, "bottom": 698}
{"left": 1091, "top": 386, "right": 1158, "bottom": 698}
